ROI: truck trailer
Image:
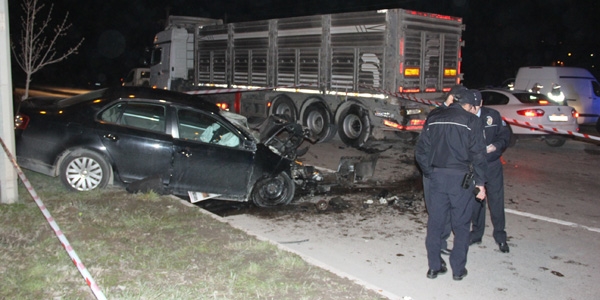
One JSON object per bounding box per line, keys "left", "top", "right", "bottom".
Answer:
{"left": 149, "top": 9, "right": 465, "bottom": 148}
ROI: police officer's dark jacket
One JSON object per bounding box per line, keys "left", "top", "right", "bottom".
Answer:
{"left": 479, "top": 106, "right": 511, "bottom": 162}
{"left": 415, "top": 103, "right": 488, "bottom": 186}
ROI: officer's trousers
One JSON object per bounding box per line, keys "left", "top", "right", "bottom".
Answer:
{"left": 471, "top": 159, "right": 507, "bottom": 244}
{"left": 425, "top": 168, "right": 475, "bottom": 274}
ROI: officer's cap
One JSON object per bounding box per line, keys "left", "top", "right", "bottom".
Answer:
{"left": 457, "top": 89, "right": 482, "bottom": 106}
{"left": 448, "top": 85, "right": 467, "bottom": 99}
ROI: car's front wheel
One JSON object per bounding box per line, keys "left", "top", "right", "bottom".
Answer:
{"left": 59, "top": 150, "right": 111, "bottom": 191}
{"left": 544, "top": 135, "right": 567, "bottom": 147}
{"left": 251, "top": 172, "right": 295, "bottom": 207}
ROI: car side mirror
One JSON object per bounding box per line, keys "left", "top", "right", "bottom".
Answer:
{"left": 242, "top": 139, "right": 256, "bottom": 151}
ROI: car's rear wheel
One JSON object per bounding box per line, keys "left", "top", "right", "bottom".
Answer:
{"left": 544, "top": 135, "right": 567, "bottom": 147}
{"left": 507, "top": 124, "right": 517, "bottom": 147}
{"left": 251, "top": 172, "right": 295, "bottom": 207}
{"left": 59, "top": 150, "right": 110, "bottom": 191}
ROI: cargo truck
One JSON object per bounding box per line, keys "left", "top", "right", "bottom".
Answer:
{"left": 149, "top": 9, "right": 465, "bottom": 148}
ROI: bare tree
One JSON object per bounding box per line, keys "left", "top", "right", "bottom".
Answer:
{"left": 11, "top": 0, "right": 84, "bottom": 100}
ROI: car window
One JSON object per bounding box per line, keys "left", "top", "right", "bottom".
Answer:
{"left": 177, "top": 109, "right": 240, "bottom": 148}
{"left": 481, "top": 91, "right": 509, "bottom": 105}
{"left": 512, "top": 92, "right": 550, "bottom": 104}
{"left": 592, "top": 81, "right": 600, "bottom": 97}
{"left": 99, "top": 102, "right": 166, "bottom": 133}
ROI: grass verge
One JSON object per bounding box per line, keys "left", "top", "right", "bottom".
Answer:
{"left": 0, "top": 170, "right": 385, "bottom": 299}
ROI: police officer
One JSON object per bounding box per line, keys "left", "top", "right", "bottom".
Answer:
{"left": 469, "top": 97, "right": 512, "bottom": 253}
{"left": 423, "top": 84, "right": 467, "bottom": 256}
{"left": 416, "top": 89, "right": 487, "bottom": 281}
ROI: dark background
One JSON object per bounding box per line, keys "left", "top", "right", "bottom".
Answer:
{"left": 7, "top": 0, "right": 600, "bottom": 89}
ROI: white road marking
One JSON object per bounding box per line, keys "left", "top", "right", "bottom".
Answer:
{"left": 505, "top": 208, "right": 600, "bottom": 233}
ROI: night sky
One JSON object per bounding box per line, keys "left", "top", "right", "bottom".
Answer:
{"left": 7, "top": 0, "right": 600, "bottom": 89}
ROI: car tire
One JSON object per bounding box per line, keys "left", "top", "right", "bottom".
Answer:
{"left": 544, "top": 135, "right": 567, "bottom": 147}
{"left": 507, "top": 124, "right": 517, "bottom": 147}
{"left": 337, "top": 104, "right": 371, "bottom": 148}
{"left": 251, "top": 172, "right": 295, "bottom": 207}
{"left": 303, "top": 103, "right": 336, "bottom": 143}
{"left": 59, "top": 150, "right": 111, "bottom": 191}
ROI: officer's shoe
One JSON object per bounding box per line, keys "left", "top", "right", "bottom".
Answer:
{"left": 498, "top": 242, "right": 510, "bottom": 253}
{"left": 453, "top": 269, "right": 468, "bottom": 281}
{"left": 440, "top": 248, "right": 452, "bottom": 255}
{"left": 469, "top": 239, "right": 482, "bottom": 246}
{"left": 426, "top": 266, "right": 447, "bottom": 279}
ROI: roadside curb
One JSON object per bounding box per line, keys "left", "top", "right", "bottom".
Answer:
{"left": 174, "top": 197, "right": 403, "bottom": 300}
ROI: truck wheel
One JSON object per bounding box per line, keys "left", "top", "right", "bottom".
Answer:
{"left": 271, "top": 96, "right": 297, "bottom": 123}
{"left": 59, "top": 150, "right": 111, "bottom": 191}
{"left": 337, "top": 104, "right": 371, "bottom": 148}
{"left": 544, "top": 135, "right": 566, "bottom": 147}
{"left": 596, "top": 118, "right": 600, "bottom": 133}
{"left": 303, "top": 103, "right": 336, "bottom": 143}
{"left": 251, "top": 172, "right": 295, "bottom": 207}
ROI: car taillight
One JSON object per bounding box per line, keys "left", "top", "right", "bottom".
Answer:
{"left": 517, "top": 109, "right": 544, "bottom": 117}
{"left": 571, "top": 109, "right": 579, "bottom": 118}
{"left": 14, "top": 114, "right": 30, "bottom": 130}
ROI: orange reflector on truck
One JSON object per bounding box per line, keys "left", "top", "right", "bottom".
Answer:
{"left": 444, "top": 68, "right": 457, "bottom": 77}
{"left": 404, "top": 67, "right": 420, "bottom": 77}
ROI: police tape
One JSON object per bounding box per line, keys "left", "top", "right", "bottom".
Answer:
{"left": 502, "top": 117, "right": 600, "bottom": 142}
{"left": 0, "top": 137, "right": 107, "bottom": 300}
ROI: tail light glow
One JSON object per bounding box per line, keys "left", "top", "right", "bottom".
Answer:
{"left": 216, "top": 103, "right": 230, "bottom": 111}
{"left": 517, "top": 109, "right": 544, "bottom": 117}
{"left": 15, "top": 114, "right": 30, "bottom": 130}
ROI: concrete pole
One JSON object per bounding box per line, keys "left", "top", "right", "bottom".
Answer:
{"left": 0, "top": 0, "right": 18, "bottom": 204}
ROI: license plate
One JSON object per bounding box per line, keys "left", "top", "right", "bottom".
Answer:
{"left": 549, "top": 115, "right": 568, "bottom": 122}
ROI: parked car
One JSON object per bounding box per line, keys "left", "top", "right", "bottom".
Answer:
{"left": 14, "top": 87, "right": 322, "bottom": 207}
{"left": 480, "top": 89, "right": 579, "bottom": 147}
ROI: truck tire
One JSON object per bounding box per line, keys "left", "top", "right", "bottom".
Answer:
{"left": 271, "top": 96, "right": 297, "bottom": 123}
{"left": 251, "top": 172, "right": 295, "bottom": 207}
{"left": 596, "top": 117, "right": 600, "bottom": 133}
{"left": 303, "top": 103, "right": 336, "bottom": 143}
{"left": 337, "top": 104, "right": 371, "bottom": 148}
{"left": 59, "top": 149, "right": 111, "bottom": 192}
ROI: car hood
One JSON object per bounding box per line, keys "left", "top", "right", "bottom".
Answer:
{"left": 231, "top": 114, "right": 309, "bottom": 160}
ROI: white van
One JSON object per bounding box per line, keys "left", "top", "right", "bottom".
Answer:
{"left": 513, "top": 66, "right": 600, "bottom": 127}
{"left": 121, "top": 68, "right": 151, "bottom": 87}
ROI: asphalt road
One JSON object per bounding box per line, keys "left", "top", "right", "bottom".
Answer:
{"left": 223, "top": 135, "right": 600, "bottom": 300}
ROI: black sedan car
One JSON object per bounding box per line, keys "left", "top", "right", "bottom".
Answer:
{"left": 14, "top": 87, "right": 321, "bottom": 207}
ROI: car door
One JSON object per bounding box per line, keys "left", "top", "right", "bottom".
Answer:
{"left": 95, "top": 100, "right": 173, "bottom": 183}
{"left": 170, "top": 108, "right": 254, "bottom": 201}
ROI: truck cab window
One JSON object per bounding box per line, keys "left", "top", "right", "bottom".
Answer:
{"left": 151, "top": 48, "right": 162, "bottom": 66}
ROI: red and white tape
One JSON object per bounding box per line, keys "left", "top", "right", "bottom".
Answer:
{"left": 0, "top": 138, "right": 106, "bottom": 300}
{"left": 503, "top": 117, "right": 600, "bottom": 142}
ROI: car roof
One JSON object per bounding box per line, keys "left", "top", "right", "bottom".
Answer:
{"left": 58, "top": 86, "right": 219, "bottom": 113}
